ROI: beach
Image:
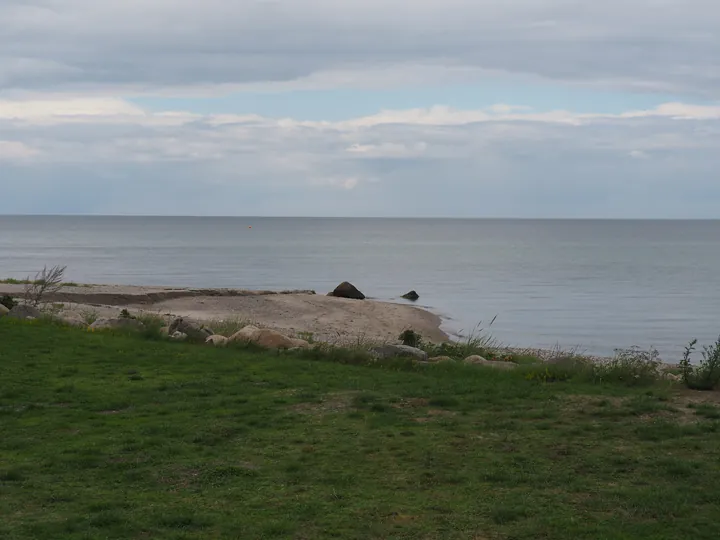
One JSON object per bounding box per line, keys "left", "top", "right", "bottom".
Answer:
{"left": 0, "top": 282, "right": 448, "bottom": 345}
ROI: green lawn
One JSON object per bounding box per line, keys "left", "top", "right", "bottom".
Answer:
{"left": 2, "top": 319, "right": 720, "bottom": 539}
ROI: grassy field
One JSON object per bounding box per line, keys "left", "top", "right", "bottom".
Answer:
{"left": 2, "top": 319, "right": 720, "bottom": 539}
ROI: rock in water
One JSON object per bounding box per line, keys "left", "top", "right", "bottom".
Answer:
{"left": 168, "top": 317, "right": 213, "bottom": 341}
{"left": 402, "top": 290, "right": 420, "bottom": 301}
{"left": 7, "top": 304, "right": 42, "bottom": 320}
{"left": 89, "top": 318, "right": 145, "bottom": 332}
{"left": 370, "top": 344, "right": 428, "bottom": 361}
{"left": 328, "top": 282, "right": 366, "bottom": 300}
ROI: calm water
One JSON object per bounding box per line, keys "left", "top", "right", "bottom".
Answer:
{"left": 2, "top": 216, "right": 719, "bottom": 360}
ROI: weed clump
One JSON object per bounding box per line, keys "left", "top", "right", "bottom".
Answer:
{"left": 680, "top": 337, "right": 720, "bottom": 391}
{"left": 594, "top": 346, "right": 663, "bottom": 386}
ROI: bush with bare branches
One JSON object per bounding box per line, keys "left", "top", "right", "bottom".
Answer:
{"left": 23, "top": 265, "right": 67, "bottom": 307}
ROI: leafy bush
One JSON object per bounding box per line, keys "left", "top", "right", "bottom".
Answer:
{"left": 1, "top": 295, "right": 16, "bottom": 310}
{"left": 680, "top": 337, "right": 720, "bottom": 391}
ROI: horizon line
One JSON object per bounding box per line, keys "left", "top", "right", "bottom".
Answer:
{"left": 1, "top": 214, "right": 719, "bottom": 221}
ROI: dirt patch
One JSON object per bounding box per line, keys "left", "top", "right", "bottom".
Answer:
{"left": 413, "top": 409, "right": 457, "bottom": 423}
{"left": 673, "top": 388, "right": 720, "bottom": 405}
{"left": 289, "top": 392, "right": 357, "bottom": 416}
{"left": 393, "top": 398, "right": 430, "bottom": 409}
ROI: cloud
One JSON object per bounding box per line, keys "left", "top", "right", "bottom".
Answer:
{"left": 2, "top": 98, "right": 720, "bottom": 217}
{"left": 629, "top": 150, "right": 649, "bottom": 159}
{"left": 1, "top": 1, "right": 719, "bottom": 96}
{"left": 0, "top": 140, "right": 38, "bottom": 160}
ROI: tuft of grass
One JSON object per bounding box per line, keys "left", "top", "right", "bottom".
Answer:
{"left": 205, "top": 317, "right": 254, "bottom": 337}
{"left": 78, "top": 308, "right": 99, "bottom": 325}
{"left": 425, "top": 320, "right": 500, "bottom": 360}
{"left": 592, "top": 346, "right": 663, "bottom": 386}
{"left": 520, "top": 347, "right": 665, "bottom": 387}
{"left": 134, "top": 312, "right": 168, "bottom": 339}
{"left": 297, "top": 331, "right": 315, "bottom": 343}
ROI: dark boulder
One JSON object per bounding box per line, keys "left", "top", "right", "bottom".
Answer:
{"left": 401, "top": 290, "right": 419, "bottom": 301}
{"left": 328, "top": 282, "right": 365, "bottom": 300}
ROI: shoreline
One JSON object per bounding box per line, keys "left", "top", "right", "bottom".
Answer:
{"left": 0, "top": 282, "right": 449, "bottom": 345}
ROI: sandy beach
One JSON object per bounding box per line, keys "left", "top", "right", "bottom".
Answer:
{"left": 0, "top": 283, "right": 448, "bottom": 344}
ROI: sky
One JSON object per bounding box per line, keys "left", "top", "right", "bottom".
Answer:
{"left": 1, "top": 0, "right": 719, "bottom": 218}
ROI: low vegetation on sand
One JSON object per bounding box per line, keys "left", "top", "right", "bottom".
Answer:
{"left": 2, "top": 318, "right": 720, "bottom": 539}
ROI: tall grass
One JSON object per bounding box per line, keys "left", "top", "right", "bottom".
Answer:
{"left": 425, "top": 320, "right": 499, "bottom": 359}
{"left": 680, "top": 336, "right": 720, "bottom": 391}
{"left": 205, "top": 317, "right": 255, "bottom": 337}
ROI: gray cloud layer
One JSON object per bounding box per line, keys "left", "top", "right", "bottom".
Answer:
{"left": 2, "top": 101, "right": 719, "bottom": 217}
{"left": 2, "top": 0, "right": 719, "bottom": 95}
{"left": 2, "top": 1, "right": 719, "bottom": 217}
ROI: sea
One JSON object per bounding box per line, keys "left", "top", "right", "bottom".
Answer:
{"left": 2, "top": 215, "right": 719, "bottom": 361}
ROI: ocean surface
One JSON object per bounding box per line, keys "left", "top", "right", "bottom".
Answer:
{"left": 2, "top": 216, "right": 720, "bottom": 360}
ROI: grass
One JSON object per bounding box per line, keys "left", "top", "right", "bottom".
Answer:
{"left": 204, "top": 316, "right": 255, "bottom": 337}
{"left": 2, "top": 319, "right": 720, "bottom": 539}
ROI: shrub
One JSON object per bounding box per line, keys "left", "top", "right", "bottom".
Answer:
{"left": 680, "top": 336, "right": 720, "bottom": 391}
{"left": 522, "top": 365, "right": 577, "bottom": 383}
{"left": 425, "top": 321, "right": 499, "bottom": 360}
{"left": 399, "top": 329, "right": 422, "bottom": 348}
{"left": 206, "top": 317, "right": 254, "bottom": 337}
{"left": 22, "top": 265, "right": 67, "bottom": 307}
{"left": 593, "top": 347, "right": 662, "bottom": 386}
{"left": 79, "top": 308, "right": 99, "bottom": 325}
{"left": 1, "top": 295, "right": 16, "bottom": 310}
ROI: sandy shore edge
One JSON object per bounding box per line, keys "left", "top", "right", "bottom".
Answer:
{"left": 0, "top": 283, "right": 449, "bottom": 345}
